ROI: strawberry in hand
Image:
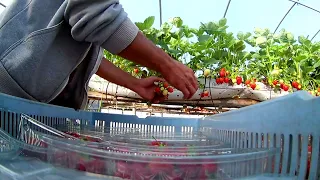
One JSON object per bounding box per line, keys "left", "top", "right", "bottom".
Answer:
{"left": 133, "top": 76, "right": 167, "bottom": 103}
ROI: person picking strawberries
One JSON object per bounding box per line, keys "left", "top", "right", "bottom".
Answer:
{"left": 0, "top": 0, "right": 198, "bottom": 109}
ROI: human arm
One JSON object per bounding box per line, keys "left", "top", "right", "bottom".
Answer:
{"left": 96, "top": 58, "right": 164, "bottom": 101}
{"left": 96, "top": 58, "right": 139, "bottom": 92}
{"left": 118, "top": 32, "right": 199, "bottom": 98}
{"left": 64, "top": 0, "right": 198, "bottom": 98}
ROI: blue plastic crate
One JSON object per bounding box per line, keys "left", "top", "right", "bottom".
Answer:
{"left": 0, "top": 91, "right": 319, "bottom": 179}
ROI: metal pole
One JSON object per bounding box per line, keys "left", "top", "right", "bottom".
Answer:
{"left": 223, "top": 0, "right": 232, "bottom": 18}
{"left": 311, "top": 29, "right": 320, "bottom": 41}
{"left": 289, "top": 0, "right": 320, "bottom": 14}
{"left": 159, "top": 0, "right": 163, "bottom": 27}
{"left": 273, "top": 2, "right": 297, "bottom": 34}
{"left": 0, "top": 2, "right": 6, "bottom": 7}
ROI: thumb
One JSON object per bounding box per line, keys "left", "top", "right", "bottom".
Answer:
{"left": 148, "top": 76, "right": 165, "bottom": 84}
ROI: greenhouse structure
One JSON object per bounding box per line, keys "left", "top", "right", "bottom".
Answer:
{"left": 0, "top": 0, "right": 319, "bottom": 180}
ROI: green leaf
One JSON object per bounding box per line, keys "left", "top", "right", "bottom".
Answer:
{"left": 218, "top": 18, "right": 227, "bottom": 27}
{"left": 254, "top": 28, "right": 264, "bottom": 35}
{"left": 286, "top": 33, "right": 294, "bottom": 41}
{"left": 144, "top": 16, "right": 155, "bottom": 29}
{"left": 256, "top": 36, "right": 267, "bottom": 45}
{"left": 206, "top": 22, "right": 219, "bottom": 34}
{"left": 203, "top": 58, "right": 221, "bottom": 65}
{"left": 135, "top": 22, "right": 145, "bottom": 30}
{"left": 198, "top": 35, "right": 211, "bottom": 43}
{"left": 314, "top": 61, "right": 320, "bottom": 69}
{"left": 172, "top": 17, "right": 183, "bottom": 27}
{"left": 245, "top": 32, "right": 252, "bottom": 39}
{"left": 237, "top": 32, "right": 244, "bottom": 40}
{"left": 295, "top": 54, "right": 308, "bottom": 62}
{"left": 298, "top": 36, "right": 307, "bottom": 44}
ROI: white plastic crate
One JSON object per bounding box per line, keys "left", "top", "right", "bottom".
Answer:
{"left": 0, "top": 91, "right": 318, "bottom": 179}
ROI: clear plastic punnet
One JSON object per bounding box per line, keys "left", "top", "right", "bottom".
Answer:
{"left": 0, "top": 127, "right": 121, "bottom": 180}
{"left": 3, "top": 114, "right": 279, "bottom": 180}
{"left": 22, "top": 114, "right": 231, "bottom": 152}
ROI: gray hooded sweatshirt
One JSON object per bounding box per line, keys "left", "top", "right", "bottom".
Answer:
{"left": 0, "top": 0, "right": 138, "bottom": 109}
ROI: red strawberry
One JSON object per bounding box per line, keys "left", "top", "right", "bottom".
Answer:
{"left": 283, "top": 84, "right": 289, "bottom": 91}
{"left": 218, "top": 77, "right": 224, "bottom": 84}
{"left": 70, "top": 132, "right": 81, "bottom": 138}
{"left": 130, "top": 163, "right": 149, "bottom": 179}
{"left": 167, "top": 87, "right": 174, "bottom": 93}
{"left": 297, "top": 85, "right": 302, "bottom": 90}
{"left": 250, "top": 82, "right": 256, "bottom": 90}
{"left": 224, "top": 77, "right": 229, "bottom": 83}
{"left": 149, "top": 162, "right": 174, "bottom": 174}
{"left": 245, "top": 79, "right": 251, "bottom": 85}
{"left": 273, "top": 80, "right": 278, "bottom": 86}
{"left": 216, "top": 78, "right": 221, "bottom": 84}
{"left": 133, "top": 68, "right": 139, "bottom": 74}
{"left": 221, "top": 68, "right": 226, "bottom": 72}
{"left": 116, "top": 161, "right": 130, "bottom": 175}
{"left": 202, "top": 163, "right": 218, "bottom": 173}
{"left": 151, "top": 141, "right": 159, "bottom": 146}
{"left": 86, "top": 159, "right": 106, "bottom": 174}
{"left": 76, "top": 163, "right": 86, "bottom": 171}
{"left": 163, "top": 82, "right": 169, "bottom": 88}
{"left": 236, "top": 76, "right": 242, "bottom": 85}
{"left": 201, "top": 93, "right": 205, "bottom": 97}
{"left": 280, "top": 82, "right": 284, "bottom": 89}
{"left": 292, "top": 81, "right": 299, "bottom": 88}
{"left": 151, "top": 141, "right": 167, "bottom": 146}
{"left": 203, "top": 90, "right": 209, "bottom": 96}
{"left": 219, "top": 70, "right": 226, "bottom": 77}
{"left": 155, "top": 87, "right": 161, "bottom": 93}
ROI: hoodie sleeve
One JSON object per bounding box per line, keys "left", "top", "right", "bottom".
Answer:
{"left": 64, "top": 0, "right": 138, "bottom": 54}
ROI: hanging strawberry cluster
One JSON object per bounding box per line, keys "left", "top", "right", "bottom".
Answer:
{"left": 272, "top": 79, "right": 290, "bottom": 92}
{"left": 244, "top": 79, "right": 257, "bottom": 90}
{"left": 215, "top": 68, "right": 230, "bottom": 85}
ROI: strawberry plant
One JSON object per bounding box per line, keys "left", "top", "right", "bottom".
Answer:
{"left": 102, "top": 16, "right": 320, "bottom": 97}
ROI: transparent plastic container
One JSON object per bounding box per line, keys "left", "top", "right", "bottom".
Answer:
{"left": 22, "top": 114, "right": 231, "bottom": 151}
{"left": 10, "top": 114, "right": 279, "bottom": 179}
{"left": 0, "top": 154, "right": 122, "bottom": 180}
{"left": 44, "top": 135, "right": 277, "bottom": 180}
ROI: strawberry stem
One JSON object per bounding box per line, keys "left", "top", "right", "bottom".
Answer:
{"left": 152, "top": 136, "right": 158, "bottom": 142}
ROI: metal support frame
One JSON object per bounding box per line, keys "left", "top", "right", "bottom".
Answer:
{"left": 311, "top": 29, "right": 320, "bottom": 41}
{"left": 0, "top": 2, "right": 6, "bottom": 8}
{"left": 223, "top": 0, "right": 232, "bottom": 18}
{"left": 273, "top": 1, "right": 298, "bottom": 34}
{"left": 289, "top": 0, "right": 320, "bottom": 14}
{"left": 159, "top": 0, "right": 163, "bottom": 27}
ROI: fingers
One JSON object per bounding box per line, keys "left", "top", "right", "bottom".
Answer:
{"left": 148, "top": 76, "right": 165, "bottom": 84}
{"left": 187, "top": 72, "right": 199, "bottom": 94}
{"left": 179, "top": 85, "right": 191, "bottom": 99}
{"left": 150, "top": 76, "right": 165, "bottom": 82}
{"left": 184, "top": 77, "right": 197, "bottom": 99}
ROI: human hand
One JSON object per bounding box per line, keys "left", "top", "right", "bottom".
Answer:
{"left": 160, "top": 60, "right": 198, "bottom": 99}
{"left": 133, "top": 76, "right": 166, "bottom": 103}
